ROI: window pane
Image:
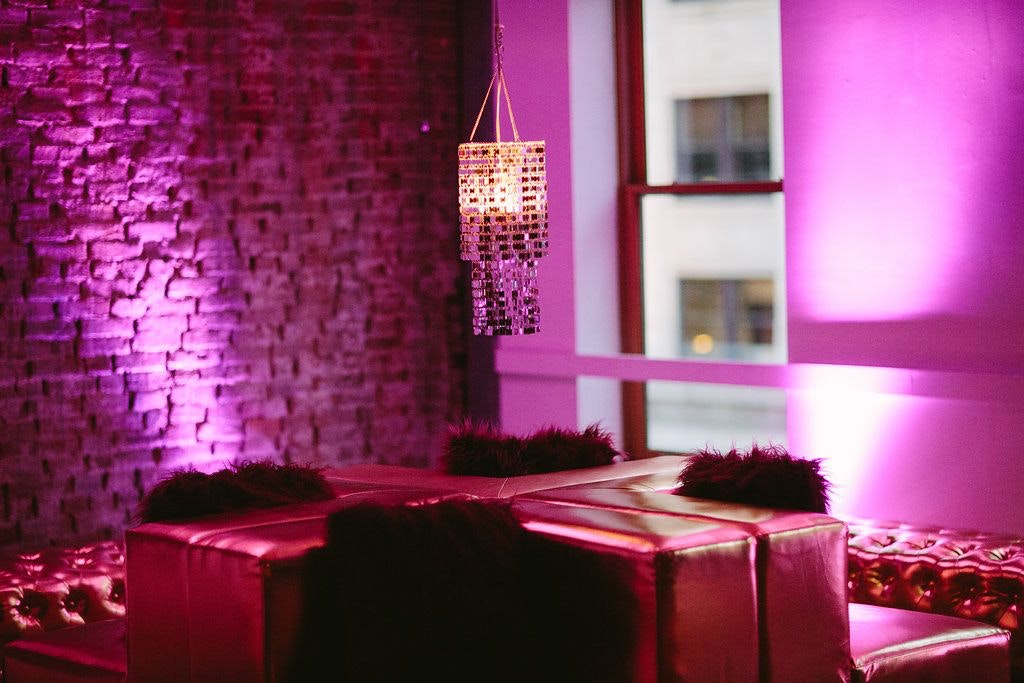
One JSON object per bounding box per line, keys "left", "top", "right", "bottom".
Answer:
{"left": 646, "top": 381, "right": 787, "bottom": 453}
{"left": 679, "top": 278, "right": 774, "bottom": 357}
{"left": 643, "top": 0, "right": 783, "bottom": 185}
{"left": 641, "top": 193, "right": 786, "bottom": 362}
{"left": 675, "top": 95, "right": 771, "bottom": 182}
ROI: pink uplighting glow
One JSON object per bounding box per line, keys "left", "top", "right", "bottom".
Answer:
{"left": 1, "top": 1, "right": 466, "bottom": 546}
{"left": 787, "top": 388, "right": 900, "bottom": 518}
{"left": 784, "top": 1, "right": 997, "bottom": 323}
{"left": 781, "top": 0, "right": 1024, "bottom": 530}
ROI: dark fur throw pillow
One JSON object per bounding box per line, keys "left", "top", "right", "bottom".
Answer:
{"left": 294, "top": 499, "right": 534, "bottom": 681}
{"left": 291, "top": 498, "right": 635, "bottom": 682}
{"left": 441, "top": 421, "right": 625, "bottom": 477}
{"left": 675, "top": 444, "right": 831, "bottom": 513}
{"left": 136, "top": 460, "right": 334, "bottom": 523}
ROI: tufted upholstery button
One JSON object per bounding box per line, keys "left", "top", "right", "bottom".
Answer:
{"left": 900, "top": 565, "right": 939, "bottom": 611}
{"left": 63, "top": 588, "right": 89, "bottom": 615}
{"left": 861, "top": 561, "right": 900, "bottom": 606}
{"left": 848, "top": 558, "right": 863, "bottom": 594}
{"left": 16, "top": 591, "right": 48, "bottom": 620}
{"left": 108, "top": 578, "right": 125, "bottom": 605}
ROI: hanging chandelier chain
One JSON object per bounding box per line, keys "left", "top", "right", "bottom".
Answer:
{"left": 494, "top": 6, "right": 505, "bottom": 74}
{"left": 467, "top": 0, "right": 521, "bottom": 143}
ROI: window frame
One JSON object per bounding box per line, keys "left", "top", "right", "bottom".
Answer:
{"left": 614, "top": 0, "right": 785, "bottom": 456}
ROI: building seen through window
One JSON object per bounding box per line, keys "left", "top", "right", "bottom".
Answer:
{"left": 621, "top": 0, "right": 786, "bottom": 454}
{"left": 675, "top": 95, "right": 771, "bottom": 183}
{"left": 680, "top": 278, "right": 773, "bottom": 359}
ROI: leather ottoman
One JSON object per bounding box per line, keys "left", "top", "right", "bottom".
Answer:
{"left": 128, "top": 484, "right": 760, "bottom": 682}
{"left": 850, "top": 602, "right": 1010, "bottom": 681}
{"left": 525, "top": 485, "right": 851, "bottom": 681}
{"left": 126, "top": 487, "right": 451, "bottom": 683}
{"left": 510, "top": 498, "right": 761, "bottom": 681}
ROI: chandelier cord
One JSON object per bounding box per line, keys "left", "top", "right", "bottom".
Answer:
{"left": 468, "top": 0, "right": 521, "bottom": 143}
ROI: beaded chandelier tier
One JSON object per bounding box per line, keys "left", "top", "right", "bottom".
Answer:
{"left": 458, "top": 9, "right": 548, "bottom": 335}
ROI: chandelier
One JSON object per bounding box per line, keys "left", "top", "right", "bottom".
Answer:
{"left": 458, "top": 7, "right": 548, "bottom": 335}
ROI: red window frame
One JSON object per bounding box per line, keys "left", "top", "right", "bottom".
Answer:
{"left": 614, "top": 0, "right": 784, "bottom": 457}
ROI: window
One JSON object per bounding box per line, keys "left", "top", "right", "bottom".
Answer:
{"left": 676, "top": 95, "right": 771, "bottom": 183}
{"left": 646, "top": 382, "right": 786, "bottom": 453}
{"left": 679, "top": 278, "right": 774, "bottom": 358}
{"left": 616, "top": 0, "right": 785, "bottom": 455}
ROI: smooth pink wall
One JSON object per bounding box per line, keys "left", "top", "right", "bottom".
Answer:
{"left": 784, "top": 0, "right": 1024, "bottom": 372}
{"left": 783, "top": 0, "right": 1024, "bottom": 531}
{"left": 495, "top": 0, "right": 579, "bottom": 434}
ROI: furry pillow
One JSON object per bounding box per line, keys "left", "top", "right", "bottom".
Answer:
{"left": 674, "top": 444, "right": 831, "bottom": 513}
{"left": 135, "top": 460, "right": 334, "bottom": 523}
{"left": 441, "top": 421, "right": 625, "bottom": 477}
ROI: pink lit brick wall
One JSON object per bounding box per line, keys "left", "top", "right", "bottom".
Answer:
{"left": 0, "top": 0, "right": 465, "bottom": 547}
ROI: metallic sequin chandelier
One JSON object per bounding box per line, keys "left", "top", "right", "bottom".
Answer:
{"left": 458, "top": 7, "right": 548, "bottom": 335}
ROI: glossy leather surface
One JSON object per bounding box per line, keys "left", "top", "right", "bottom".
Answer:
{"left": 850, "top": 602, "right": 1010, "bottom": 682}
{"left": 0, "top": 541, "right": 124, "bottom": 646}
{"left": 126, "top": 488, "right": 452, "bottom": 683}
{"left": 847, "top": 517, "right": 1024, "bottom": 675}
{"left": 323, "top": 454, "right": 688, "bottom": 498}
{"left": 5, "top": 467, "right": 1018, "bottom": 682}
{"left": 528, "top": 486, "right": 851, "bottom": 682}
{"left": 511, "top": 498, "right": 760, "bottom": 682}
{"left": 553, "top": 468, "right": 683, "bottom": 494}
{"left": 2, "top": 617, "right": 126, "bottom": 683}
{"left": 127, "top": 483, "right": 757, "bottom": 683}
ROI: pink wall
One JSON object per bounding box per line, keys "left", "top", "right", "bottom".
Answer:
{"left": 494, "top": 0, "right": 580, "bottom": 434}
{"left": 784, "top": 0, "right": 1024, "bottom": 372}
{"left": 783, "top": 0, "right": 1024, "bottom": 531}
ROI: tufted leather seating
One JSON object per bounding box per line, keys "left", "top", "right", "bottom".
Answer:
{"left": 1, "top": 617, "right": 126, "bottom": 683}
{"left": 848, "top": 517, "right": 1024, "bottom": 677}
{"left": 0, "top": 541, "right": 124, "bottom": 646}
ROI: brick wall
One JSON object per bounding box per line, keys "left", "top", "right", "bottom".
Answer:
{"left": 0, "top": 0, "right": 466, "bottom": 548}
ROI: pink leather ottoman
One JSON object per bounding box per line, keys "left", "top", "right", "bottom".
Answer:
{"left": 323, "top": 454, "right": 687, "bottom": 497}
{"left": 525, "top": 485, "right": 851, "bottom": 681}
{"left": 533, "top": 480, "right": 1014, "bottom": 681}
{"left": 850, "top": 602, "right": 1010, "bottom": 681}
{"left": 2, "top": 617, "right": 126, "bottom": 683}
{"left": 130, "top": 491, "right": 762, "bottom": 682}
{"left": 126, "top": 487, "right": 451, "bottom": 683}
{"left": 510, "top": 498, "right": 761, "bottom": 682}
